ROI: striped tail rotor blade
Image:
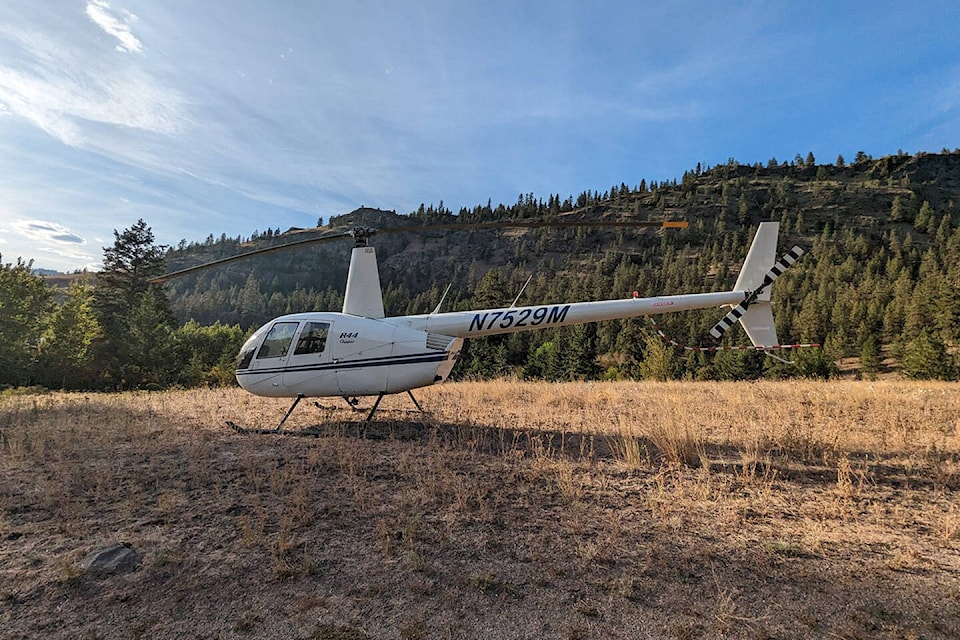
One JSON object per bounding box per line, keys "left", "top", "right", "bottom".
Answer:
{"left": 753, "top": 246, "right": 805, "bottom": 296}
{"left": 712, "top": 246, "right": 805, "bottom": 340}
{"left": 710, "top": 302, "right": 749, "bottom": 339}
{"left": 767, "top": 246, "right": 804, "bottom": 281}
{"left": 781, "top": 245, "right": 803, "bottom": 267}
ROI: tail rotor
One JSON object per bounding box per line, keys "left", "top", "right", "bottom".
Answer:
{"left": 709, "top": 244, "right": 805, "bottom": 346}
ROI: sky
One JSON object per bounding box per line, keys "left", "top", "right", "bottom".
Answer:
{"left": 1, "top": 1, "right": 959, "bottom": 272}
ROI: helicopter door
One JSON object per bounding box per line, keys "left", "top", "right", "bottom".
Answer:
{"left": 253, "top": 321, "right": 298, "bottom": 364}
{"left": 282, "top": 321, "right": 335, "bottom": 394}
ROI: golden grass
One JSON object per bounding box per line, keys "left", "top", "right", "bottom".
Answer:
{"left": 1, "top": 380, "right": 959, "bottom": 639}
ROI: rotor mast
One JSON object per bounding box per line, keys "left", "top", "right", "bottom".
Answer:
{"left": 341, "top": 228, "right": 385, "bottom": 318}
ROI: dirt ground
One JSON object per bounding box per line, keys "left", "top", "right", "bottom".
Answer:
{"left": 1, "top": 381, "right": 959, "bottom": 639}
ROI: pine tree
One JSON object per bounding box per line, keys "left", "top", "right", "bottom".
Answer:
{"left": 859, "top": 335, "right": 881, "bottom": 380}
{"left": 95, "top": 219, "right": 169, "bottom": 334}
{"left": 37, "top": 279, "right": 101, "bottom": 389}
{"left": 914, "top": 200, "right": 933, "bottom": 231}
{"left": 890, "top": 196, "right": 904, "bottom": 222}
{"left": 125, "top": 287, "right": 179, "bottom": 388}
{"left": 901, "top": 330, "right": 956, "bottom": 380}
{"left": 0, "top": 257, "right": 52, "bottom": 386}
{"left": 565, "top": 323, "right": 600, "bottom": 380}
{"left": 638, "top": 330, "right": 678, "bottom": 381}
{"left": 458, "top": 269, "right": 511, "bottom": 378}
{"left": 93, "top": 219, "right": 175, "bottom": 389}
{"left": 792, "top": 348, "right": 839, "bottom": 379}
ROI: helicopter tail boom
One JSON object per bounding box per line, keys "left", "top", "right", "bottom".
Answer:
{"left": 396, "top": 221, "right": 803, "bottom": 348}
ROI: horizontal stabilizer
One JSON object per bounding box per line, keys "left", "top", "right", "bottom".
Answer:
{"left": 738, "top": 301, "right": 778, "bottom": 348}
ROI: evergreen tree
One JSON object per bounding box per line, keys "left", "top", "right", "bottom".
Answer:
{"left": 791, "top": 348, "right": 839, "bottom": 379}
{"left": 565, "top": 322, "right": 600, "bottom": 379}
{"left": 37, "top": 279, "right": 101, "bottom": 389}
{"left": 914, "top": 201, "right": 933, "bottom": 231}
{"left": 93, "top": 219, "right": 176, "bottom": 389}
{"left": 458, "top": 269, "right": 511, "bottom": 378}
{"left": 933, "top": 277, "right": 960, "bottom": 343}
{"left": 637, "top": 330, "right": 678, "bottom": 381}
{"left": 124, "top": 287, "right": 179, "bottom": 388}
{"left": 859, "top": 335, "right": 881, "bottom": 380}
{"left": 0, "top": 257, "right": 51, "bottom": 387}
{"left": 95, "top": 219, "right": 169, "bottom": 333}
{"left": 901, "top": 330, "right": 956, "bottom": 380}
{"left": 890, "top": 196, "right": 903, "bottom": 222}
{"left": 714, "top": 350, "right": 764, "bottom": 380}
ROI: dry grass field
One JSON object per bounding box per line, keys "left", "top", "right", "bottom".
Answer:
{"left": 2, "top": 380, "right": 959, "bottom": 639}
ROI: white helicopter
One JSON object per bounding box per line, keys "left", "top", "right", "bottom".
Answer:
{"left": 154, "top": 218, "right": 808, "bottom": 430}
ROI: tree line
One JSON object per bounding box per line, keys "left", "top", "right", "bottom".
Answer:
{"left": 2, "top": 150, "right": 959, "bottom": 390}
{"left": 1, "top": 221, "right": 246, "bottom": 390}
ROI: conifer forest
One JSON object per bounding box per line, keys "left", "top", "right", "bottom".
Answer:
{"left": 3, "top": 150, "right": 959, "bottom": 390}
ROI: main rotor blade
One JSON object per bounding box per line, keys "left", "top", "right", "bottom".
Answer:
{"left": 150, "top": 218, "right": 688, "bottom": 283}
{"left": 376, "top": 218, "right": 688, "bottom": 235}
{"left": 150, "top": 231, "right": 353, "bottom": 283}
{"left": 278, "top": 218, "right": 688, "bottom": 239}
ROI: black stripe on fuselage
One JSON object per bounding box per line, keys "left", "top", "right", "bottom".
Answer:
{"left": 236, "top": 352, "right": 447, "bottom": 377}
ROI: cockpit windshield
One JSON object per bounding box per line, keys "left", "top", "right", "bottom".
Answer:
{"left": 236, "top": 324, "right": 269, "bottom": 370}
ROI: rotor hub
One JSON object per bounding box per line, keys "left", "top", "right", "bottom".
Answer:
{"left": 350, "top": 227, "right": 377, "bottom": 247}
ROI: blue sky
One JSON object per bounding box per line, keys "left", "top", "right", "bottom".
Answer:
{"left": 1, "top": 1, "right": 959, "bottom": 272}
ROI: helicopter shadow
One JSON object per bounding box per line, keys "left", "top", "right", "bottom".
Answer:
{"left": 255, "top": 409, "right": 620, "bottom": 461}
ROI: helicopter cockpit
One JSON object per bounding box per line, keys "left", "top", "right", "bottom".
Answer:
{"left": 236, "top": 319, "right": 332, "bottom": 371}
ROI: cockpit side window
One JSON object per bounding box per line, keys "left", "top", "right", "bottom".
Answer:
{"left": 256, "top": 322, "right": 299, "bottom": 359}
{"left": 294, "top": 322, "right": 331, "bottom": 355}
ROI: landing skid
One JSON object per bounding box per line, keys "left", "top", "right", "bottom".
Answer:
{"left": 226, "top": 393, "right": 306, "bottom": 435}
{"left": 226, "top": 390, "right": 426, "bottom": 434}
{"left": 226, "top": 421, "right": 322, "bottom": 437}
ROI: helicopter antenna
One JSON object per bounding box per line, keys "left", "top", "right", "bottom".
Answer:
{"left": 432, "top": 283, "right": 453, "bottom": 314}
{"left": 510, "top": 275, "right": 533, "bottom": 308}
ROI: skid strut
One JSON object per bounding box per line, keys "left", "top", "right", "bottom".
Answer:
{"left": 274, "top": 394, "right": 304, "bottom": 432}
{"left": 227, "top": 394, "right": 306, "bottom": 435}
{"left": 365, "top": 390, "right": 425, "bottom": 422}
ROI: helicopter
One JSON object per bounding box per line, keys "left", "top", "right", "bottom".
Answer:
{"left": 152, "top": 218, "right": 811, "bottom": 430}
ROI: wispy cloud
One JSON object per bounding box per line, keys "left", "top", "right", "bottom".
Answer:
{"left": 10, "top": 219, "right": 85, "bottom": 245}
{"left": 2, "top": 217, "right": 97, "bottom": 268}
{"left": 85, "top": 0, "right": 142, "bottom": 54}
{"left": 0, "top": 13, "right": 186, "bottom": 149}
{"left": 1, "top": 1, "right": 958, "bottom": 273}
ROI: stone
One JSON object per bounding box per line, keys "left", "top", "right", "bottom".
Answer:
{"left": 79, "top": 544, "right": 141, "bottom": 575}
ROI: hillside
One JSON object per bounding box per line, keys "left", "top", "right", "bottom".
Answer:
{"left": 160, "top": 150, "right": 960, "bottom": 380}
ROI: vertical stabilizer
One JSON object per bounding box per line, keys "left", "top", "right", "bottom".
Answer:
{"left": 734, "top": 221, "right": 779, "bottom": 300}
{"left": 343, "top": 246, "right": 385, "bottom": 318}
{"left": 709, "top": 222, "right": 806, "bottom": 348}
